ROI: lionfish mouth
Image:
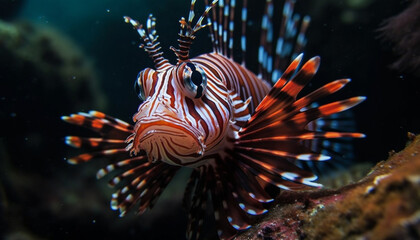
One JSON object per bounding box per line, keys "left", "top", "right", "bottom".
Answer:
{"left": 127, "top": 117, "right": 206, "bottom": 166}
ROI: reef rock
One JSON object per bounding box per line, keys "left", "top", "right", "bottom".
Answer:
{"left": 238, "top": 133, "right": 420, "bottom": 240}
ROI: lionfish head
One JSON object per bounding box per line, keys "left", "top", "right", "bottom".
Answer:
{"left": 124, "top": 1, "right": 227, "bottom": 166}
{"left": 127, "top": 60, "right": 220, "bottom": 166}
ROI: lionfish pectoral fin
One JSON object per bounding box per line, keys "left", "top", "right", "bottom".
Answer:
{"left": 232, "top": 55, "right": 365, "bottom": 191}
{"left": 61, "top": 111, "right": 133, "bottom": 141}
{"left": 110, "top": 159, "right": 180, "bottom": 216}
{"left": 62, "top": 111, "right": 133, "bottom": 164}
{"left": 62, "top": 111, "right": 180, "bottom": 216}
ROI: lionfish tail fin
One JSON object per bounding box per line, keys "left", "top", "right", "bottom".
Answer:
{"left": 62, "top": 111, "right": 180, "bottom": 216}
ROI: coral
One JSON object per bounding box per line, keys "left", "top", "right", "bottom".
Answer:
{"left": 237, "top": 133, "right": 420, "bottom": 240}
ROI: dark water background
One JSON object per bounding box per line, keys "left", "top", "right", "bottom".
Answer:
{"left": 1, "top": 0, "right": 419, "bottom": 239}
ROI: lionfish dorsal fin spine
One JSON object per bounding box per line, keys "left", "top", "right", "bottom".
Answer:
{"left": 271, "top": 0, "right": 311, "bottom": 83}
{"left": 240, "top": 0, "right": 248, "bottom": 66}
{"left": 205, "top": 0, "right": 219, "bottom": 53}
{"left": 209, "top": 0, "right": 238, "bottom": 59}
{"left": 206, "top": 0, "right": 310, "bottom": 84}
{"left": 258, "top": 0, "right": 311, "bottom": 84}
{"left": 124, "top": 15, "right": 171, "bottom": 71}
{"left": 204, "top": 0, "right": 218, "bottom": 53}
{"left": 228, "top": 0, "right": 236, "bottom": 58}
{"left": 222, "top": 1, "right": 229, "bottom": 58}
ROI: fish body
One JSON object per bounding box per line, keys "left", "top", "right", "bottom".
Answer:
{"left": 62, "top": 0, "right": 365, "bottom": 239}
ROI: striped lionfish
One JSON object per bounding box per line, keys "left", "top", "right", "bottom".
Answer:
{"left": 62, "top": 0, "right": 365, "bottom": 239}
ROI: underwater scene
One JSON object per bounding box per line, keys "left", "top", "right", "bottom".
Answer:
{"left": 1, "top": 0, "right": 420, "bottom": 239}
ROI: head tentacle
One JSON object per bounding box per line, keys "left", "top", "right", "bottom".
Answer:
{"left": 171, "top": 0, "right": 219, "bottom": 62}
{"left": 124, "top": 14, "right": 171, "bottom": 71}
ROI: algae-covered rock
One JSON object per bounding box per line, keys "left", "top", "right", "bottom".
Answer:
{"left": 238, "top": 134, "right": 420, "bottom": 240}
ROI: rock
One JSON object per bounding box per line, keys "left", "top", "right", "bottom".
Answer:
{"left": 237, "top": 134, "right": 420, "bottom": 240}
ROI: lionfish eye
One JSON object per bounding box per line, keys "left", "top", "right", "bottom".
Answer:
{"left": 183, "top": 62, "right": 207, "bottom": 99}
{"left": 134, "top": 72, "right": 146, "bottom": 101}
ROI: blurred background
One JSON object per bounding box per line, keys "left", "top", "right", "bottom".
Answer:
{"left": 0, "top": 0, "right": 418, "bottom": 239}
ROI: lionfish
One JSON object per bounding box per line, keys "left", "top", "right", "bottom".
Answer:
{"left": 62, "top": 0, "right": 365, "bottom": 239}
